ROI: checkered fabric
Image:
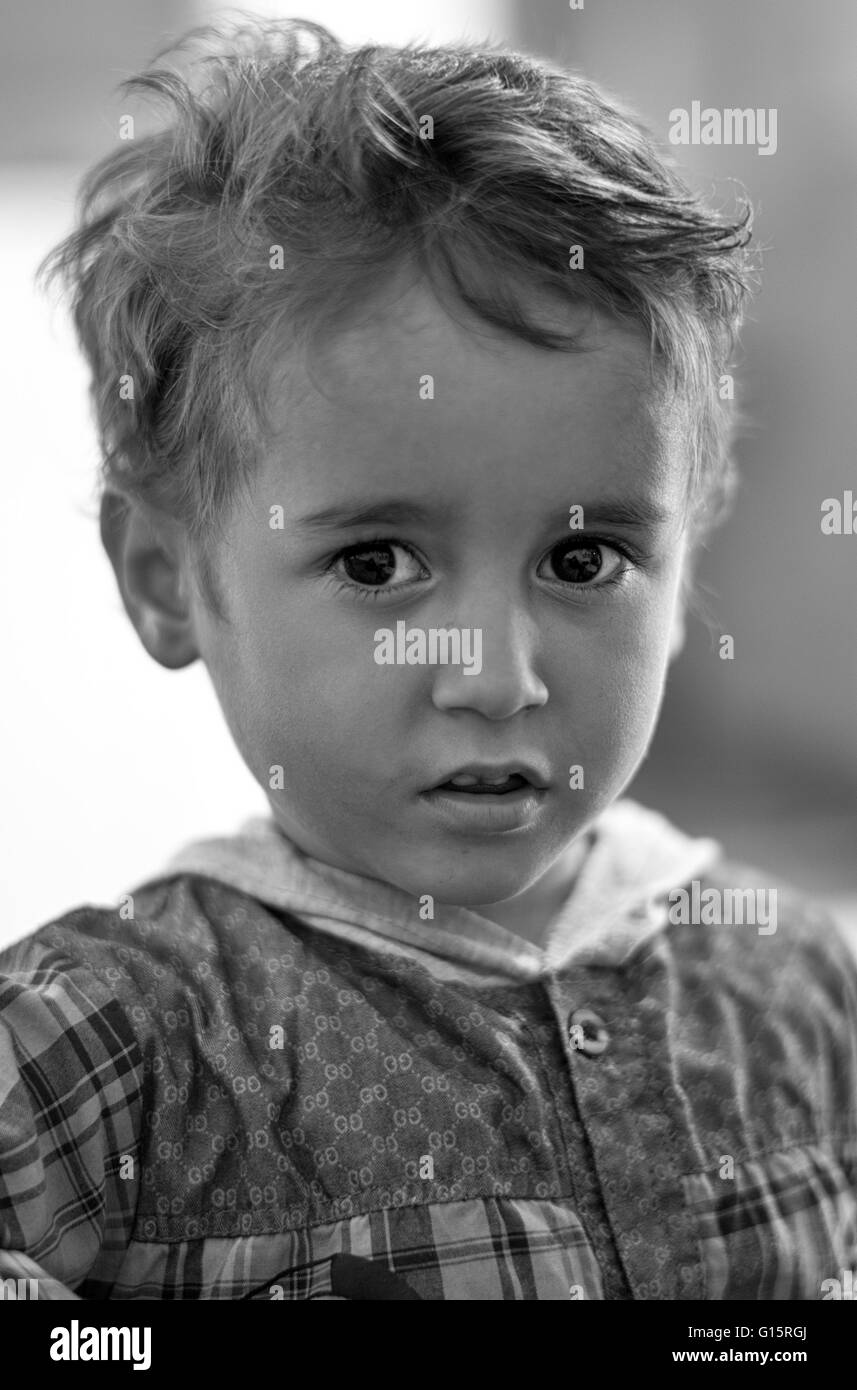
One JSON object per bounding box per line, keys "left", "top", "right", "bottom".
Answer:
{"left": 2, "top": 862, "right": 857, "bottom": 1300}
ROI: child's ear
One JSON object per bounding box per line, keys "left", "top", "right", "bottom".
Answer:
{"left": 100, "top": 492, "right": 200, "bottom": 669}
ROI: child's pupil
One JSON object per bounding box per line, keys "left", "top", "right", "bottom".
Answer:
{"left": 553, "top": 544, "right": 602, "bottom": 582}
{"left": 345, "top": 545, "right": 396, "bottom": 585}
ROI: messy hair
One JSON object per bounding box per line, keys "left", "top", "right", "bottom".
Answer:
{"left": 40, "top": 13, "right": 755, "bottom": 615}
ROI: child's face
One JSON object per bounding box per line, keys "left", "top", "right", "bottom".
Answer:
{"left": 192, "top": 279, "right": 691, "bottom": 910}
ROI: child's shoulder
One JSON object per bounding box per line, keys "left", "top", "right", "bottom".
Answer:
{"left": 662, "top": 855, "right": 857, "bottom": 1033}
{"left": 670, "top": 855, "right": 854, "bottom": 950}
{"left": 0, "top": 872, "right": 334, "bottom": 1031}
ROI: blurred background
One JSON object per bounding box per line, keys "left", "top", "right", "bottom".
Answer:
{"left": 2, "top": 0, "right": 855, "bottom": 950}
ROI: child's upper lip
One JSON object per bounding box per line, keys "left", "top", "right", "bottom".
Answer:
{"left": 427, "top": 762, "right": 551, "bottom": 791}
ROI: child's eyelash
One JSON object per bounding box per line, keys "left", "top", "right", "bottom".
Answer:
{"left": 325, "top": 575, "right": 405, "bottom": 603}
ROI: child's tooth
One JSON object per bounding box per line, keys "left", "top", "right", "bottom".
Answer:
{"left": 450, "top": 774, "right": 480, "bottom": 786}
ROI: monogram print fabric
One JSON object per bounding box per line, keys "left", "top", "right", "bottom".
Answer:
{"left": 2, "top": 861, "right": 857, "bottom": 1299}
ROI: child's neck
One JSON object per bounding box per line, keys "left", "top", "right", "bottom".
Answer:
{"left": 470, "top": 834, "right": 592, "bottom": 949}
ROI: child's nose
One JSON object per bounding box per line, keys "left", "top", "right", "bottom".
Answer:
{"left": 429, "top": 605, "right": 548, "bottom": 719}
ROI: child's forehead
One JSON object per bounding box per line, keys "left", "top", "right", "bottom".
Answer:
{"left": 305, "top": 273, "right": 650, "bottom": 387}
{"left": 267, "top": 278, "right": 686, "bottom": 485}
{"left": 256, "top": 284, "right": 686, "bottom": 519}
{"left": 256, "top": 366, "right": 689, "bottom": 550}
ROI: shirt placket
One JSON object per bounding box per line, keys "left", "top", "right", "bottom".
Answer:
{"left": 543, "top": 961, "right": 707, "bottom": 1300}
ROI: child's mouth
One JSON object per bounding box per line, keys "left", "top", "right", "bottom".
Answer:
{"left": 420, "top": 765, "right": 549, "bottom": 832}
{"left": 436, "top": 772, "right": 530, "bottom": 795}
{"left": 428, "top": 761, "right": 549, "bottom": 795}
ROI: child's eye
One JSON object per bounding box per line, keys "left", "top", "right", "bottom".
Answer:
{"left": 537, "top": 538, "right": 628, "bottom": 589}
{"left": 325, "top": 535, "right": 636, "bottom": 604}
{"left": 328, "top": 539, "right": 429, "bottom": 599}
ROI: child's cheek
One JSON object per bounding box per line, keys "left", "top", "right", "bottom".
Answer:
{"left": 577, "top": 619, "right": 674, "bottom": 775}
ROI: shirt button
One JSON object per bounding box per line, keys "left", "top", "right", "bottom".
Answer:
{"left": 567, "top": 1008, "right": 609, "bottom": 1057}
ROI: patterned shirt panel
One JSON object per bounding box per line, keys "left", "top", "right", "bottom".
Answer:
{"left": 1, "top": 869, "right": 857, "bottom": 1300}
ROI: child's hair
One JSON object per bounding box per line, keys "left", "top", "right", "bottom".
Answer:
{"left": 40, "top": 14, "right": 755, "bottom": 615}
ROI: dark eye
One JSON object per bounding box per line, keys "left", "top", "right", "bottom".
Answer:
{"left": 544, "top": 540, "right": 623, "bottom": 586}
{"left": 341, "top": 543, "right": 397, "bottom": 587}
{"left": 334, "top": 540, "right": 426, "bottom": 590}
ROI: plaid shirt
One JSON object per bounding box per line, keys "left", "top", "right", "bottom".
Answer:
{"left": 2, "top": 803, "right": 857, "bottom": 1300}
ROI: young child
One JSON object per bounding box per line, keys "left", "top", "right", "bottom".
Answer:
{"left": 2, "top": 16, "right": 856, "bottom": 1302}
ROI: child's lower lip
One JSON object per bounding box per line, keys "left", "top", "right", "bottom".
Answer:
{"left": 419, "top": 784, "right": 546, "bottom": 832}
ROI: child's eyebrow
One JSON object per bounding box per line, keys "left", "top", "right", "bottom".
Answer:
{"left": 292, "top": 494, "right": 673, "bottom": 534}
{"left": 576, "top": 497, "right": 675, "bottom": 529}
{"left": 293, "top": 500, "right": 449, "bottom": 533}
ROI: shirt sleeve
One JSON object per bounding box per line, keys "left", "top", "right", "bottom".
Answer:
{"left": 0, "top": 937, "right": 144, "bottom": 1296}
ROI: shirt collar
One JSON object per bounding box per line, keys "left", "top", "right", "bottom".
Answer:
{"left": 136, "top": 799, "right": 721, "bottom": 981}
